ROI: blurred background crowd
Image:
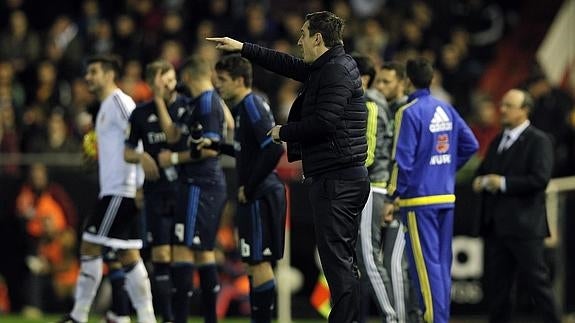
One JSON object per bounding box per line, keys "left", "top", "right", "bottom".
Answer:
{"left": 0, "top": 0, "right": 574, "bottom": 320}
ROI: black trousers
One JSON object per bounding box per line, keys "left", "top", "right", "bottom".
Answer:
{"left": 484, "top": 235, "right": 560, "bottom": 323}
{"left": 309, "top": 176, "right": 370, "bottom": 323}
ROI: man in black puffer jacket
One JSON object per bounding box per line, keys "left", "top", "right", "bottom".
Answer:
{"left": 208, "top": 11, "right": 370, "bottom": 323}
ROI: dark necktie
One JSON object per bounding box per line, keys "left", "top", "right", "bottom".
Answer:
{"left": 498, "top": 134, "right": 512, "bottom": 153}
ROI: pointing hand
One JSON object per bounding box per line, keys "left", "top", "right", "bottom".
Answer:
{"left": 205, "top": 37, "right": 244, "bottom": 52}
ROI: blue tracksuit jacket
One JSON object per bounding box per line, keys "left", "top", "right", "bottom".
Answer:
{"left": 387, "top": 88, "right": 478, "bottom": 323}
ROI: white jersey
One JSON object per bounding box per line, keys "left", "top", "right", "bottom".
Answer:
{"left": 96, "top": 89, "right": 138, "bottom": 198}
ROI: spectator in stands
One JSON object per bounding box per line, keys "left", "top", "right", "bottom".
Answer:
{"left": 16, "top": 162, "right": 78, "bottom": 318}
{"left": 330, "top": 0, "right": 357, "bottom": 48}
{"left": 127, "top": 0, "right": 164, "bottom": 62}
{"left": 437, "top": 43, "right": 473, "bottom": 118}
{"left": 161, "top": 11, "right": 186, "bottom": 46}
{"left": 279, "top": 12, "right": 305, "bottom": 47}
{"left": 204, "top": 0, "right": 232, "bottom": 31}
{"left": 29, "top": 109, "right": 80, "bottom": 154}
{"left": 470, "top": 93, "right": 500, "bottom": 159}
{"left": 450, "top": 0, "right": 504, "bottom": 64}
{"left": 44, "top": 16, "right": 84, "bottom": 81}
{"left": 0, "top": 10, "right": 41, "bottom": 75}
{"left": 354, "top": 18, "right": 388, "bottom": 67}
{"left": 0, "top": 60, "right": 26, "bottom": 113}
{"left": 191, "top": 20, "right": 218, "bottom": 55}
{"left": 389, "top": 19, "right": 425, "bottom": 57}
{"left": 0, "top": 101, "right": 20, "bottom": 177}
{"left": 87, "top": 20, "right": 114, "bottom": 55}
{"left": 113, "top": 14, "right": 143, "bottom": 61}
{"left": 159, "top": 40, "right": 185, "bottom": 69}
{"left": 27, "top": 60, "right": 71, "bottom": 114}
{"left": 118, "top": 60, "right": 152, "bottom": 104}
{"left": 239, "top": 3, "right": 279, "bottom": 47}
{"left": 525, "top": 71, "right": 575, "bottom": 176}
{"left": 21, "top": 60, "right": 71, "bottom": 152}
{"left": 77, "top": 0, "right": 101, "bottom": 40}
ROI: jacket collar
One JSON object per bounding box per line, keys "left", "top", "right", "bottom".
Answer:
{"left": 310, "top": 44, "right": 345, "bottom": 70}
{"left": 407, "top": 88, "right": 431, "bottom": 102}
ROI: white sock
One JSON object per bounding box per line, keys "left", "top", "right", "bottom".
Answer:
{"left": 124, "top": 260, "right": 156, "bottom": 323}
{"left": 70, "top": 256, "right": 103, "bottom": 322}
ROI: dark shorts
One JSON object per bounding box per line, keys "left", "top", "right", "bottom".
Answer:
{"left": 237, "top": 184, "right": 286, "bottom": 264}
{"left": 174, "top": 181, "right": 227, "bottom": 250}
{"left": 82, "top": 195, "right": 142, "bottom": 250}
{"left": 143, "top": 189, "right": 177, "bottom": 247}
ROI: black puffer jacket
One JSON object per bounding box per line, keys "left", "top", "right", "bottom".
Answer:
{"left": 242, "top": 43, "right": 367, "bottom": 178}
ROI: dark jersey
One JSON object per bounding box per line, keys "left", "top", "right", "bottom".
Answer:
{"left": 126, "top": 95, "right": 189, "bottom": 192}
{"left": 175, "top": 90, "right": 226, "bottom": 185}
{"left": 233, "top": 93, "right": 284, "bottom": 198}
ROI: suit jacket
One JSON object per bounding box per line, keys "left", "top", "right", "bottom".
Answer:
{"left": 476, "top": 125, "right": 553, "bottom": 238}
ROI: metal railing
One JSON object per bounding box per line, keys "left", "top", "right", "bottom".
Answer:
{"left": 545, "top": 176, "right": 575, "bottom": 315}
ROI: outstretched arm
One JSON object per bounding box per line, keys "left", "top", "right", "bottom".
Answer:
{"left": 206, "top": 37, "right": 309, "bottom": 82}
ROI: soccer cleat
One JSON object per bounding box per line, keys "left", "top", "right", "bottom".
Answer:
{"left": 102, "top": 311, "right": 131, "bottom": 323}
{"left": 54, "top": 314, "right": 82, "bottom": 323}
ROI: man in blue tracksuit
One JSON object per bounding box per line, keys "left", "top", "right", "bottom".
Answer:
{"left": 384, "top": 58, "right": 478, "bottom": 323}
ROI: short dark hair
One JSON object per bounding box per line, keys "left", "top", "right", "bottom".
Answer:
{"left": 305, "top": 11, "right": 344, "bottom": 48}
{"left": 180, "top": 55, "right": 212, "bottom": 78}
{"left": 86, "top": 54, "right": 122, "bottom": 80}
{"left": 406, "top": 57, "right": 434, "bottom": 89}
{"left": 145, "top": 59, "right": 174, "bottom": 86}
{"left": 215, "top": 55, "right": 252, "bottom": 88}
{"left": 352, "top": 54, "right": 376, "bottom": 88}
{"left": 381, "top": 61, "right": 406, "bottom": 80}
{"left": 519, "top": 89, "right": 534, "bottom": 112}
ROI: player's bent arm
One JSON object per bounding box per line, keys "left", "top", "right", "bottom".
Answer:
{"left": 124, "top": 146, "right": 144, "bottom": 164}
{"left": 124, "top": 146, "right": 160, "bottom": 180}
{"left": 154, "top": 96, "right": 180, "bottom": 144}
{"left": 173, "top": 148, "right": 219, "bottom": 165}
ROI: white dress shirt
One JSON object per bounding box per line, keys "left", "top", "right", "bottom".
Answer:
{"left": 498, "top": 120, "right": 530, "bottom": 191}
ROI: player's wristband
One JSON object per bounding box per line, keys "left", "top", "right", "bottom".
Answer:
{"left": 170, "top": 152, "right": 179, "bottom": 165}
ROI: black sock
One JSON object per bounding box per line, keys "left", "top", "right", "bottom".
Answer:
{"left": 154, "top": 262, "right": 174, "bottom": 322}
{"left": 171, "top": 262, "right": 194, "bottom": 323}
{"left": 198, "top": 264, "right": 220, "bottom": 323}
{"left": 251, "top": 280, "right": 275, "bottom": 323}
{"left": 108, "top": 268, "right": 130, "bottom": 317}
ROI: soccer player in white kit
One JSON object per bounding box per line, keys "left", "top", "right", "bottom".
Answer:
{"left": 59, "top": 55, "right": 156, "bottom": 323}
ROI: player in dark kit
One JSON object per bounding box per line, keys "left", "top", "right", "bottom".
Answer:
{"left": 154, "top": 56, "right": 227, "bottom": 323}
{"left": 124, "top": 60, "right": 189, "bottom": 323}
{"left": 213, "top": 55, "right": 286, "bottom": 323}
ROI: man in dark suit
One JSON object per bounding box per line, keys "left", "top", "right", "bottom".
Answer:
{"left": 473, "top": 88, "right": 560, "bottom": 323}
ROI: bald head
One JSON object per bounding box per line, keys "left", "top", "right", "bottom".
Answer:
{"left": 499, "top": 88, "right": 532, "bottom": 128}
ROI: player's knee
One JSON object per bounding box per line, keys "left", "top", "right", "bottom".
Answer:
{"left": 249, "top": 262, "right": 274, "bottom": 286}
{"left": 117, "top": 249, "right": 141, "bottom": 266}
{"left": 194, "top": 250, "right": 216, "bottom": 265}
{"left": 172, "top": 245, "right": 194, "bottom": 263}
{"left": 80, "top": 240, "right": 102, "bottom": 256}
{"left": 151, "top": 245, "right": 172, "bottom": 263}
